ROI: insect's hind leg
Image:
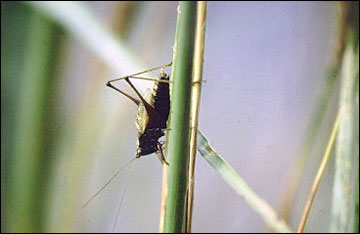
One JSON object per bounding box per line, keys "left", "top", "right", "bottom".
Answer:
{"left": 106, "top": 62, "right": 172, "bottom": 85}
{"left": 106, "top": 63, "right": 172, "bottom": 105}
{"left": 129, "top": 76, "right": 172, "bottom": 84}
{"left": 106, "top": 81, "right": 140, "bottom": 106}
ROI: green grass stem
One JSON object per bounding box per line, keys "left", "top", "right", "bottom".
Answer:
{"left": 164, "top": 2, "right": 197, "bottom": 233}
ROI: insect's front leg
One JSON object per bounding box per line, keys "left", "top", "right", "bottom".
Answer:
{"left": 156, "top": 142, "right": 169, "bottom": 166}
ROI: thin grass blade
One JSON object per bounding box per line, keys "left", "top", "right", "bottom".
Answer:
{"left": 197, "top": 130, "right": 292, "bottom": 233}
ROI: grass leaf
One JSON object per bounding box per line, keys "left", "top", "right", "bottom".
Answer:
{"left": 197, "top": 130, "right": 292, "bottom": 233}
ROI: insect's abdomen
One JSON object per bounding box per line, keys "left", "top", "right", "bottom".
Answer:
{"left": 153, "top": 75, "right": 170, "bottom": 123}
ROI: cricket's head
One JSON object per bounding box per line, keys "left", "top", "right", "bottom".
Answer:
{"left": 136, "top": 141, "right": 156, "bottom": 157}
{"left": 136, "top": 127, "right": 164, "bottom": 157}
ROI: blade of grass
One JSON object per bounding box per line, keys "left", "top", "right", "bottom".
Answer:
{"left": 354, "top": 61, "right": 359, "bottom": 233}
{"left": 27, "top": 1, "right": 146, "bottom": 88}
{"left": 297, "top": 113, "right": 341, "bottom": 233}
{"left": 1, "top": 2, "right": 32, "bottom": 232}
{"left": 279, "top": 3, "right": 359, "bottom": 224}
{"left": 186, "top": 1, "right": 207, "bottom": 232}
{"left": 330, "top": 38, "right": 358, "bottom": 233}
{"left": 6, "top": 6, "right": 55, "bottom": 232}
{"left": 164, "top": 2, "right": 197, "bottom": 233}
{"left": 277, "top": 5, "right": 345, "bottom": 221}
{"left": 159, "top": 163, "right": 168, "bottom": 233}
{"left": 197, "top": 130, "right": 292, "bottom": 233}
{"left": 354, "top": 172, "right": 359, "bottom": 233}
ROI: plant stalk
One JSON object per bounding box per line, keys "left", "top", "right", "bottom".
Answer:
{"left": 297, "top": 113, "right": 341, "bottom": 233}
{"left": 186, "top": 1, "right": 207, "bottom": 232}
{"left": 164, "top": 2, "right": 197, "bottom": 233}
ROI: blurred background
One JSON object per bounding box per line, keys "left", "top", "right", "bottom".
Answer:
{"left": 1, "top": 1, "right": 358, "bottom": 233}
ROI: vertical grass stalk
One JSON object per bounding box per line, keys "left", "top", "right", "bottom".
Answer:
{"left": 186, "top": 1, "right": 207, "bottom": 232}
{"left": 297, "top": 113, "right": 341, "bottom": 233}
{"left": 330, "top": 38, "right": 358, "bottom": 233}
{"left": 164, "top": 2, "right": 197, "bottom": 233}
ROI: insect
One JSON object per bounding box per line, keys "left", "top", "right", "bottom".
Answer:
{"left": 82, "top": 63, "right": 172, "bottom": 231}
{"left": 106, "top": 62, "right": 172, "bottom": 165}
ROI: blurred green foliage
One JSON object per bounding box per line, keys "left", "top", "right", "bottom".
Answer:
{"left": 1, "top": 2, "right": 59, "bottom": 232}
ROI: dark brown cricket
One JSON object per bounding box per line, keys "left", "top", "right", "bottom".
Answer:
{"left": 106, "top": 63, "right": 172, "bottom": 165}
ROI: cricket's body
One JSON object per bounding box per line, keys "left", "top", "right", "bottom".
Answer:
{"left": 106, "top": 63, "right": 172, "bottom": 164}
{"left": 82, "top": 64, "right": 172, "bottom": 232}
{"left": 136, "top": 70, "right": 170, "bottom": 157}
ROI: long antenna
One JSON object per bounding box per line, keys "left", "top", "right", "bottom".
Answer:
{"left": 81, "top": 157, "right": 137, "bottom": 209}
{"left": 112, "top": 158, "right": 139, "bottom": 232}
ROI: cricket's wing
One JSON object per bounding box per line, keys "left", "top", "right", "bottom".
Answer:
{"left": 135, "top": 89, "right": 153, "bottom": 135}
